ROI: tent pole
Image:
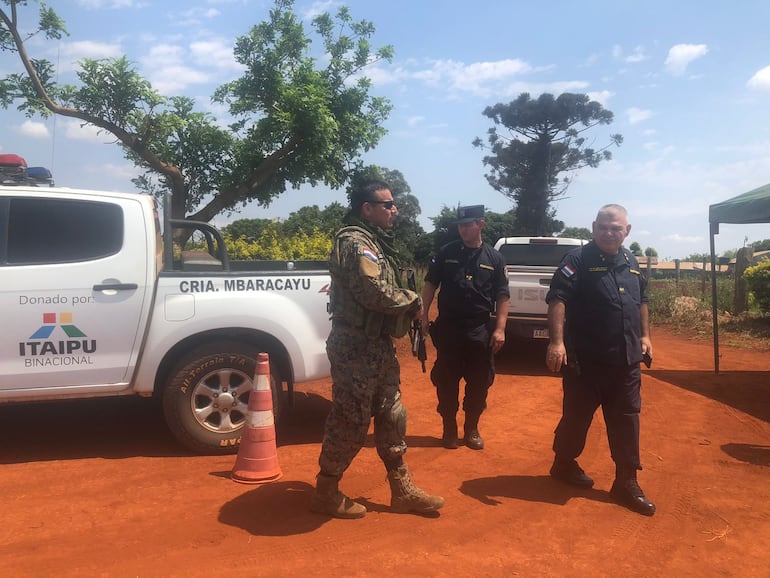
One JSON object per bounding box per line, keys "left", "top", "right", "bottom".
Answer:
{"left": 709, "top": 222, "right": 720, "bottom": 374}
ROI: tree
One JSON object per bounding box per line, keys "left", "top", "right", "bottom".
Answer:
{"left": 473, "top": 92, "right": 622, "bottom": 236}
{"left": 281, "top": 203, "right": 347, "bottom": 237}
{"left": 560, "top": 226, "right": 593, "bottom": 240}
{"left": 629, "top": 242, "right": 643, "bottom": 257}
{"left": 683, "top": 252, "right": 711, "bottom": 262}
{"left": 751, "top": 239, "right": 770, "bottom": 252}
{"left": 0, "top": 0, "right": 393, "bottom": 223}
{"left": 221, "top": 218, "right": 274, "bottom": 242}
{"left": 644, "top": 247, "right": 658, "bottom": 257}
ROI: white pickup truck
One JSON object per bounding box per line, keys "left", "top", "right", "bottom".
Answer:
{"left": 1, "top": 186, "right": 332, "bottom": 454}
{"left": 493, "top": 237, "right": 587, "bottom": 340}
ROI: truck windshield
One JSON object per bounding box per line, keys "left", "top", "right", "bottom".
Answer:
{"left": 499, "top": 244, "right": 578, "bottom": 267}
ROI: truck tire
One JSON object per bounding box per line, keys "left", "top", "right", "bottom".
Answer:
{"left": 163, "top": 342, "right": 283, "bottom": 455}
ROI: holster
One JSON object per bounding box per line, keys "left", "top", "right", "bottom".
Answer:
{"left": 428, "top": 320, "right": 438, "bottom": 348}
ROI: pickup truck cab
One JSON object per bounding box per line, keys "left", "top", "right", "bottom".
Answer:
{"left": 493, "top": 236, "right": 587, "bottom": 340}
{"left": 1, "top": 186, "right": 332, "bottom": 454}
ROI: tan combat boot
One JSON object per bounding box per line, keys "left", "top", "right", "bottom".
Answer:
{"left": 387, "top": 463, "right": 445, "bottom": 514}
{"left": 310, "top": 473, "right": 366, "bottom": 519}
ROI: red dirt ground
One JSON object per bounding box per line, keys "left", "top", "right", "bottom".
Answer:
{"left": 2, "top": 325, "right": 770, "bottom": 577}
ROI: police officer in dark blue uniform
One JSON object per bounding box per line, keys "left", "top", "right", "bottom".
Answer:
{"left": 421, "top": 205, "right": 510, "bottom": 450}
{"left": 545, "top": 204, "right": 655, "bottom": 516}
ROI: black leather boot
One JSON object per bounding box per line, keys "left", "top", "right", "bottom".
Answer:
{"left": 550, "top": 457, "right": 594, "bottom": 488}
{"left": 610, "top": 466, "right": 655, "bottom": 516}
{"left": 463, "top": 412, "right": 484, "bottom": 450}
{"left": 441, "top": 415, "right": 459, "bottom": 449}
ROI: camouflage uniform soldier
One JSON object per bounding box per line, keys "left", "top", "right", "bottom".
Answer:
{"left": 311, "top": 179, "right": 445, "bottom": 519}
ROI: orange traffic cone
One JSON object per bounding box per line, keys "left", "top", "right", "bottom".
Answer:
{"left": 231, "top": 352, "right": 283, "bottom": 484}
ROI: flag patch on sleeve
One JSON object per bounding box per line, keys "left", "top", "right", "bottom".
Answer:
{"left": 362, "top": 248, "right": 379, "bottom": 263}
{"left": 561, "top": 264, "right": 576, "bottom": 278}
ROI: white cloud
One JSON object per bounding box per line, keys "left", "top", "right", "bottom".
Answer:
{"left": 364, "top": 57, "right": 569, "bottom": 99}
{"left": 405, "top": 58, "right": 542, "bottom": 97}
{"left": 150, "top": 65, "right": 211, "bottom": 94}
{"left": 747, "top": 66, "right": 770, "bottom": 91}
{"left": 85, "top": 162, "right": 141, "bottom": 181}
{"left": 190, "top": 40, "right": 244, "bottom": 73}
{"left": 76, "top": 0, "right": 146, "bottom": 8}
{"left": 587, "top": 90, "right": 614, "bottom": 106}
{"left": 58, "top": 40, "right": 123, "bottom": 71}
{"left": 141, "top": 44, "right": 212, "bottom": 94}
{"left": 174, "top": 7, "right": 222, "bottom": 27}
{"left": 16, "top": 120, "right": 50, "bottom": 139}
{"left": 407, "top": 116, "right": 425, "bottom": 127}
{"left": 63, "top": 119, "right": 109, "bottom": 142}
{"left": 626, "top": 107, "right": 654, "bottom": 124}
{"left": 303, "top": 1, "right": 339, "bottom": 20}
{"left": 625, "top": 46, "right": 647, "bottom": 63}
{"left": 664, "top": 44, "right": 708, "bottom": 76}
{"left": 611, "top": 44, "right": 646, "bottom": 64}
{"left": 663, "top": 233, "right": 704, "bottom": 243}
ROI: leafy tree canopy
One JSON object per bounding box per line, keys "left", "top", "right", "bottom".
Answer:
{"left": 629, "top": 241, "right": 643, "bottom": 256}
{"left": 682, "top": 252, "right": 712, "bottom": 262}
{"left": 559, "top": 226, "right": 593, "bottom": 240}
{"left": 644, "top": 246, "right": 658, "bottom": 257}
{"left": 473, "top": 92, "right": 621, "bottom": 236}
{"left": 0, "top": 0, "right": 394, "bottom": 222}
{"left": 751, "top": 239, "right": 770, "bottom": 252}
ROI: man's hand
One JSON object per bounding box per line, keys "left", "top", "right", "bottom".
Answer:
{"left": 490, "top": 328, "right": 505, "bottom": 354}
{"left": 546, "top": 342, "right": 567, "bottom": 373}
{"left": 641, "top": 336, "right": 652, "bottom": 357}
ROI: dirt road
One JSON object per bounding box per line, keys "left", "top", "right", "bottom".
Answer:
{"left": 1, "top": 326, "right": 769, "bottom": 577}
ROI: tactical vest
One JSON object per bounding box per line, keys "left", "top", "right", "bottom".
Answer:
{"left": 329, "top": 226, "right": 413, "bottom": 339}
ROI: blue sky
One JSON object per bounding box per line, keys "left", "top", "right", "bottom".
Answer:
{"left": 4, "top": 0, "right": 770, "bottom": 259}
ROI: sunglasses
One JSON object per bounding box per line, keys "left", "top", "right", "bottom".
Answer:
{"left": 367, "top": 200, "right": 396, "bottom": 210}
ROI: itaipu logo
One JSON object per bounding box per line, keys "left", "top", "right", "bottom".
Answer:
{"left": 19, "top": 312, "right": 97, "bottom": 363}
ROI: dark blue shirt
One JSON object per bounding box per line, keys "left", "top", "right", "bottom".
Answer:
{"left": 426, "top": 240, "right": 509, "bottom": 327}
{"left": 546, "top": 241, "right": 647, "bottom": 366}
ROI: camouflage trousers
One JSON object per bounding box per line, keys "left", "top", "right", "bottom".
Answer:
{"left": 318, "top": 323, "right": 407, "bottom": 477}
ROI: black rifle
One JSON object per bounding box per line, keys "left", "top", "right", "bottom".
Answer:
{"left": 406, "top": 268, "right": 427, "bottom": 372}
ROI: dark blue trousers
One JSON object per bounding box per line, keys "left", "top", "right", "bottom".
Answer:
{"left": 430, "top": 319, "right": 495, "bottom": 418}
{"left": 553, "top": 362, "right": 642, "bottom": 470}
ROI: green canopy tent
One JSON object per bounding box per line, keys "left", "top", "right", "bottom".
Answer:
{"left": 708, "top": 183, "right": 770, "bottom": 373}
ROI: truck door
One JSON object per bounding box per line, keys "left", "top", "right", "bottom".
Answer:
{"left": 0, "top": 194, "right": 154, "bottom": 390}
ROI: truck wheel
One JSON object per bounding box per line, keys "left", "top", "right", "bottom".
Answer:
{"left": 163, "top": 342, "right": 283, "bottom": 455}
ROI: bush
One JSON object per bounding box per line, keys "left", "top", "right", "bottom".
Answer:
{"left": 744, "top": 258, "right": 770, "bottom": 314}
{"left": 648, "top": 280, "right": 678, "bottom": 324}
{"left": 222, "top": 225, "right": 332, "bottom": 261}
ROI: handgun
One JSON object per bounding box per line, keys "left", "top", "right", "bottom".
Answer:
{"left": 642, "top": 352, "right": 652, "bottom": 368}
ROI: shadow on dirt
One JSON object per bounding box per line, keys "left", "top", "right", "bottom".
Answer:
{"left": 647, "top": 370, "right": 770, "bottom": 424}
{"left": 721, "top": 443, "right": 770, "bottom": 467}
{"left": 460, "top": 474, "right": 612, "bottom": 506}
{"left": 0, "top": 396, "right": 183, "bottom": 463}
{"left": 276, "top": 391, "right": 330, "bottom": 446}
{"left": 218, "top": 480, "right": 326, "bottom": 535}
{"left": 218, "top": 479, "right": 440, "bottom": 535}
{"left": 0, "top": 390, "right": 333, "bottom": 463}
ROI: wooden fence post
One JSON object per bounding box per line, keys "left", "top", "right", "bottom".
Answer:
{"left": 733, "top": 247, "right": 753, "bottom": 314}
